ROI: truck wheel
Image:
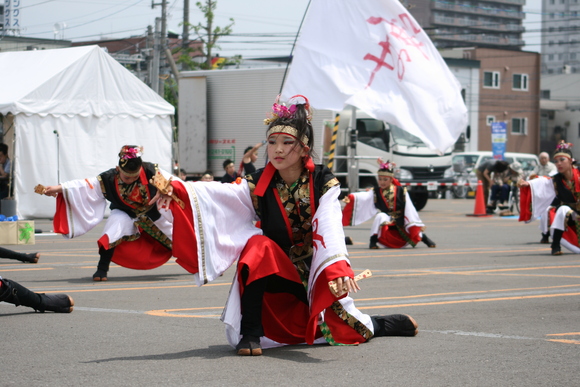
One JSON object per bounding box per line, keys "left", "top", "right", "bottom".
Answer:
{"left": 409, "top": 191, "right": 428, "bottom": 211}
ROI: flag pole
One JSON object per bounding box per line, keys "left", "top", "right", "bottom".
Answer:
{"left": 279, "top": 0, "right": 312, "bottom": 94}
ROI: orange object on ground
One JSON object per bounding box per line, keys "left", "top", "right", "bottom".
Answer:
{"left": 466, "top": 180, "right": 492, "bottom": 217}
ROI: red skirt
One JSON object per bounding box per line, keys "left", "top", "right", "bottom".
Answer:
{"left": 237, "top": 235, "right": 368, "bottom": 345}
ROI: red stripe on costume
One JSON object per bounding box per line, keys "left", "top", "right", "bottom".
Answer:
{"left": 169, "top": 180, "right": 199, "bottom": 274}
{"left": 341, "top": 194, "right": 355, "bottom": 227}
{"left": 254, "top": 162, "right": 277, "bottom": 197}
{"left": 52, "top": 193, "right": 70, "bottom": 235}
{"left": 518, "top": 185, "right": 532, "bottom": 222}
{"left": 84, "top": 179, "right": 94, "bottom": 189}
{"left": 98, "top": 233, "right": 172, "bottom": 270}
{"left": 273, "top": 189, "right": 294, "bottom": 243}
{"left": 306, "top": 260, "right": 360, "bottom": 345}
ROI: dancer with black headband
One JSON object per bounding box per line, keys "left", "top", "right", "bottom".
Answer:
{"left": 520, "top": 141, "right": 580, "bottom": 255}
{"left": 40, "top": 145, "right": 175, "bottom": 281}
{"left": 158, "top": 95, "right": 418, "bottom": 356}
{"left": 342, "top": 159, "right": 436, "bottom": 249}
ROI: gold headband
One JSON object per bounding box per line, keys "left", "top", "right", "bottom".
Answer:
{"left": 266, "top": 125, "right": 309, "bottom": 146}
{"left": 378, "top": 170, "right": 395, "bottom": 177}
{"left": 554, "top": 152, "right": 572, "bottom": 160}
{"left": 119, "top": 166, "right": 142, "bottom": 178}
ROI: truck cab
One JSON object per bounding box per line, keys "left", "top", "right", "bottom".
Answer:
{"left": 331, "top": 108, "right": 454, "bottom": 210}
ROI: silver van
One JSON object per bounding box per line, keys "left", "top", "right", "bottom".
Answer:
{"left": 451, "top": 151, "right": 539, "bottom": 198}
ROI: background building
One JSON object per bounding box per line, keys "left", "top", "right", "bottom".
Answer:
{"left": 540, "top": 73, "right": 580, "bottom": 152}
{"left": 408, "top": 0, "right": 526, "bottom": 50}
{"left": 540, "top": 0, "right": 580, "bottom": 74}
{"left": 443, "top": 47, "right": 541, "bottom": 154}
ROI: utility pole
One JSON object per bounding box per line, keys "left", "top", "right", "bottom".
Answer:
{"left": 151, "top": 17, "right": 161, "bottom": 94}
{"left": 146, "top": 25, "right": 154, "bottom": 88}
{"left": 206, "top": 0, "right": 214, "bottom": 69}
{"left": 182, "top": 0, "right": 189, "bottom": 54}
{"left": 151, "top": 0, "right": 168, "bottom": 96}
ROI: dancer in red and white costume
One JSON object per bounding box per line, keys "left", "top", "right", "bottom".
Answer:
{"left": 519, "top": 141, "right": 580, "bottom": 255}
{"left": 342, "top": 160, "right": 436, "bottom": 249}
{"left": 163, "top": 96, "right": 418, "bottom": 356}
{"left": 40, "top": 145, "right": 176, "bottom": 281}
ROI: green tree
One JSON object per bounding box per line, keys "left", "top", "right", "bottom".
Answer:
{"left": 177, "top": 0, "right": 234, "bottom": 70}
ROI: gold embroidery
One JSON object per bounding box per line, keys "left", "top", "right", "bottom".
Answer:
{"left": 276, "top": 171, "right": 313, "bottom": 263}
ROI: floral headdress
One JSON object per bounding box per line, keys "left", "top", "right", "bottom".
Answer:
{"left": 263, "top": 95, "right": 312, "bottom": 125}
{"left": 377, "top": 159, "right": 396, "bottom": 177}
{"left": 264, "top": 95, "right": 311, "bottom": 146}
{"left": 119, "top": 145, "right": 143, "bottom": 160}
{"left": 118, "top": 145, "right": 144, "bottom": 177}
{"left": 554, "top": 140, "right": 574, "bottom": 160}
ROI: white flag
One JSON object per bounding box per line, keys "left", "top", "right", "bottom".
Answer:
{"left": 281, "top": 0, "right": 468, "bottom": 153}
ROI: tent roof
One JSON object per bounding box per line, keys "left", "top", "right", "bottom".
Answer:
{"left": 0, "top": 45, "right": 174, "bottom": 117}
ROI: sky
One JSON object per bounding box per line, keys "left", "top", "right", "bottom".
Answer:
{"left": 7, "top": 0, "right": 543, "bottom": 58}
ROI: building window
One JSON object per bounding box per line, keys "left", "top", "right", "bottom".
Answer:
{"left": 560, "top": 0, "right": 565, "bottom": 3}
{"left": 513, "top": 74, "right": 529, "bottom": 91}
{"left": 548, "top": 54, "right": 554, "bottom": 60}
{"left": 540, "top": 90, "right": 551, "bottom": 99}
{"left": 549, "top": 41, "right": 554, "bottom": 46}
{"left": 486, "top": 116, "right": 495, "bottom": 126}
{"left": 483, "top": 71, "right": 500, "bottom": 88}
{"left": 511, "top": 118, "right": 527, "bottom": 135}
{"left": 572, "top": 53, "right": 577, "bottom": 59}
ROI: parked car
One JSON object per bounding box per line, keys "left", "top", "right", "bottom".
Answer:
{"left": 451, "top": 151, "right": 539, "bottom": 198}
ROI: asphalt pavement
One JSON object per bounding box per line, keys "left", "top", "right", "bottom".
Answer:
{"left": 1, "top": 198, "right": 579, "bottom": 386}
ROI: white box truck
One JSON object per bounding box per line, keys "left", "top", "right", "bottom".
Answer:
{"left": 178, "top": 67, "right": 454, "bottom": 210}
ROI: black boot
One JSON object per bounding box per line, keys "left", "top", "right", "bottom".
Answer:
{"left": 93, "top": 246, "right": 114, "bottom": 281}
{"left": 0, "top": 278, "right": 74, "bottom": 313}
{"left": 540, "top": 233, "right": 550, "bottom": 244}
{"left": 345, "top": 236, "right": 353, "bottom": 245}
{"left": 0, "top": 246, "right": 39, "bottom": 263}
{"left": 369, "top": 234, "right": 379, "bottom": 249}
{"left": 422, "top": 234, "right": 436, "bottom": 248}
{"left": 372, "top": 314, "right": 418, "bottom": 337}
{"left": 551, "top": 229, "right": 563, "bottom": 255}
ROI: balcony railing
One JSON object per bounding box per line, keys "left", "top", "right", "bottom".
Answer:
{"left": 432, "top": 1, "right": 525, "bottom": 19}
{"left": 433, "top": 14, "right": 525, "bottom": 32}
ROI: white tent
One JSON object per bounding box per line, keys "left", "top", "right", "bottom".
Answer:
{"left": 0, "top": 45, "right": 174, "bottom": 218}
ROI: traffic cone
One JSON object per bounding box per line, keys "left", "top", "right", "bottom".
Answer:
{"left": 466, "top": 180, "right": 492, "bottom": 217}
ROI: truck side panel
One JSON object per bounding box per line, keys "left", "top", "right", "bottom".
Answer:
{"left": 179, "top": 68, "right": 332, "bottom": 176}
{"left": 178, "top": 76, "right": 207, "bottom": 174}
